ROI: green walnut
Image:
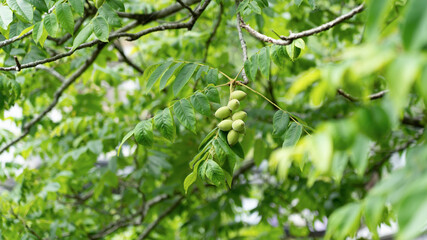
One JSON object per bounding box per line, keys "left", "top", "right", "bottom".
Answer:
{"left": 227, "top": 99, "right": 240, "bottom": 111}
{"left": 230, "top": 90, "right": 247, "bottom": 101}
{"left": 232, "top": 111, "right": 247, "bottom": 121}
{"left": 215, "top": 106, "right": 231, "bottom": 119}
{"left": 227, "top": 130, "right": 240, "bottom": 146}
{"left": 232, "top": 119, "right": 245, "bottom": 132}
{"left": 218, "top": 119, "right": 233, "bottom": 131}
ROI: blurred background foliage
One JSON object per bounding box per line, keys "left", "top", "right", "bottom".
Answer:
{"left": 0, "top": 0, "right": 426, "bottom": 239}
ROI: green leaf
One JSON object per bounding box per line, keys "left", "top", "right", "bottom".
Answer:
{"left": 94, "top": 0, "right": 106, "bottom": 8}
{"left": 272, "top": 110, "right": 289, "bottom": 137}
{"left": 205, "top": 159, "right": 225, "bottom": 186}
{"left": 56, "top": 3, "right": 75, "bottom": 35}
{"left": 271, "top": 45, "right": 287, "bottom": 66}
{"left": 206, "top": 68, "right": 218, "bottom": 85}
{"left": 325, "top": 203, "right": 363, "bottom": 240}
{"left": 401, "top": 0, "right": 427, "bottom": 51}
{"left": 185, "top": 159, "right": 204, "bottom": 192}
{"left": 198, "top": 127, "right": 218, "bottom": 151}
{"left": 230, "top": 142, "right": 244, "bottom": 159}
{"left": 286, "top": 41, "right": 301, "bottom": 61}
{"left": 107, "top": 0, "right": 125, "bottom": 11}
{"left": 218, "top": 131, "right": 243, "bottom": 159}
{"left": 7, "top": 0, "right": 33, "bottom": 22}
{"left": 117, "top": 129, "right": 134, "bottom": 156}
{"left": 98, "top": 3, "right": 121, "bottom": 27}
{"left": 236, "top": 0, "right": 249, "bottom": 14}
{"left": 134, "top": 120, "right": 154, "bottom": 147}
{"left": 146, "top": 61, "right": 173, "bottom": 93}
{"left": 365, "top": 0, "right": 393, "bottom": 41}
{"left": 159, "top": 62, "right": 182, "bottom": 90}
{"left": 294, "top": 39, "right": 305, "bottom": 49}
{"left": 183, "top": 172, "right": 197, "bottom": 194}
{"left": 269, "top": 148, "right": 292, "bottom": 180}
{"left": 248, "top": 1, "right": 261, "bottom": 14}
{"left": 72, "top": 23, "right": 93, "bottom": 51}
{"left": 258, "top": 47, "right": 270, "bottom": 78}
{"left": 213, "top": 139, "right": 226, "bottom": 166}
{"left": 196, "top": 65, "right": 209, "bottom": 80}
{"left": 88, "top": 140, "right": 103, "bottom": 154}
{"left": 0, "top": 5, "right": 13, "bottom": 31}
{"left": 330, "top": 151, "right": 348, "bottom": 182}
{"left": 282, "top": 122, "right": 302, "bottom": 147}
{"left": 140, "top": 64, "right": 160, "bottom": 87}
{"left": 92, "top": 16, "right": 109, "bottom": 42}
{"left": 154, "top": 108, "right": 175, "bottom": 141}
{"left": 190, "top": 92, "right": 211, "bottom": 116}
{"left": 69, "top": 0, "right": 84, "bottom": 16}
{"left": 26, "top": 0, "right": 48, "bottom": 12}
{"left": 205, "top": 85, "right": 220, "bottom": 103}
{"left": 173, "top": 99, "right": 197, "bottom": 133}
{"left": 173, "top": 63, "right": 198, "bottom": 96}
{"left": 43, "top": 13, "right": 58, "bottom": 37}
{"left": 397, "top": 188, "right": 427, "bottom": 240}
{"left": 364, "top": 196, "right": 384, "bottom": 238}
{"left": 32, "top": 21, "right": 48, "bottom": 46}
{"left": 244, "top": 59, "right": 254, "bottom": 81}
{"left": 249, "top": 54, "right": 258, "bottom": 79}
{"left": 191, "top": 143, "right": 210, "bottom": 168}
{"left": 350, "top": 135, "right": 370, "bottom": 175}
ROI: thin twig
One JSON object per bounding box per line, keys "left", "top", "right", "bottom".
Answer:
{"left": 337, "top": 89, "right": 389, "bottom": 102}
{"left": 176, "top": 0, "right": 196, "bottom": 17}
{"left": 14, "top": 56, "right": 21, "bottom": 71}
{"left": 0, "top": 44, "right": 106, "bottom": 155}
{"left": 113, "top": 42, "right": 144, "bottom": 74}
{"left": 35, "top": 65, "right": 66, "bottom": 82}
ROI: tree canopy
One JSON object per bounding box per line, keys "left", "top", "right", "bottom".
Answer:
{"left": 0, "top": 0, "right": 426, "bottom": 239}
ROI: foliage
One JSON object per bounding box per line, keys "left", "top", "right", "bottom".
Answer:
{"left": 0, "top": 0, "right": 426, "bottom": 239}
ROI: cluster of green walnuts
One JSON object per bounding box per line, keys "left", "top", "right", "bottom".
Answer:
{"left": 214, "top": 90, "right": 247, "bottom": 146}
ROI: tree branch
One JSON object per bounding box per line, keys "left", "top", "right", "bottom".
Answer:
{"left": 137, "top": 196, "right": 185, "bottom": 240}
{"left": 280, "top": 4, "right": 365, "bottom": 41}
{"left": 0, "top": 44, "right": 106, "bottom": 155}
{"left": 0, "top": 31, "right": 32, "bottom": 48}
{"left": 113, "top": 42, "right": 145, "bottom": 74}
{"left": 239, "top": 16, "right": 291, "bottom": 45}
{"left": 239, "top": 4, "right": 364, "bottom": 45}
{"left": 337, "top": 89, "right": 389, "bottom": 102}
{"left": 122, "top": 0, "right": 211, "bottom": 41}
{"left": 203, "top": 3, "right": 223, "bottom": 63}
{"left": 0, "top": 0, "right": 207, "bottom": 72}
{"left": 117, "top": 0, "right": 200, "bottom": 20}
{"left": 236, "top": 13, "right": 250, "bottom": 84}
{"left": 35, "top": 65, "right": 66, "bottom": 82}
